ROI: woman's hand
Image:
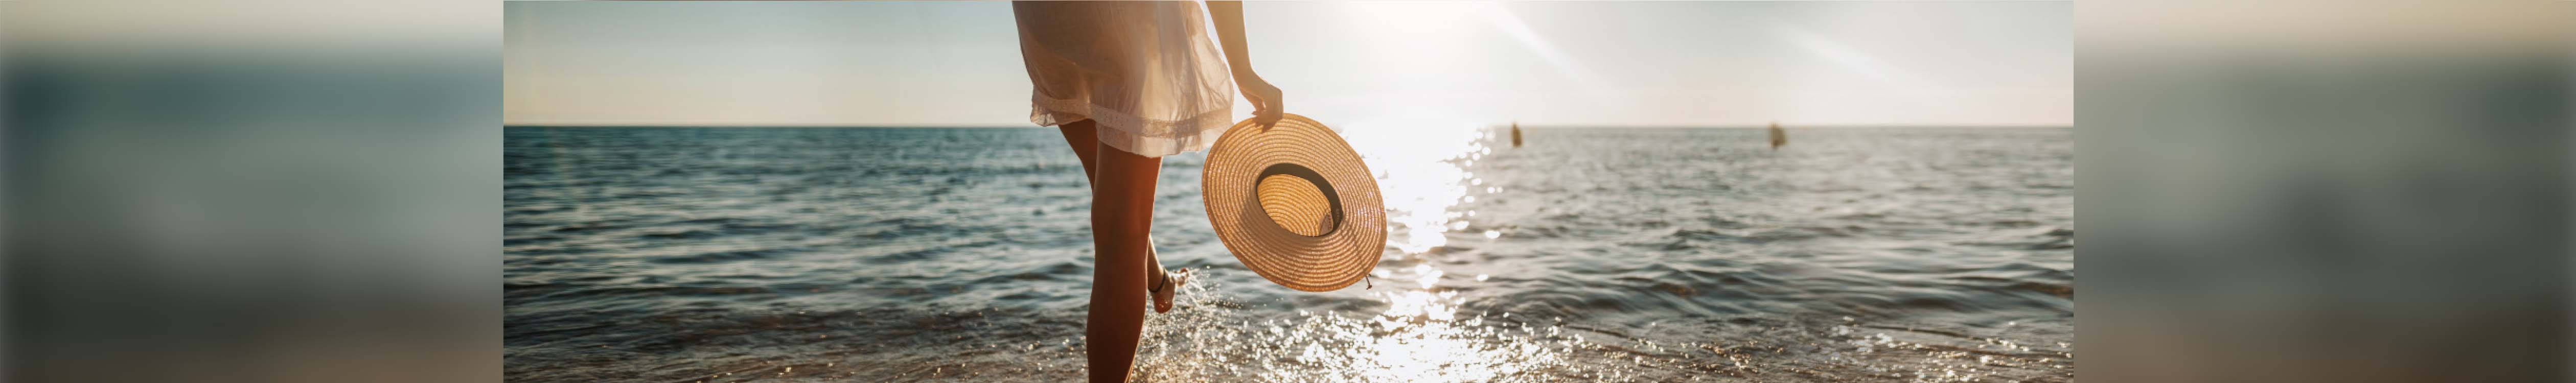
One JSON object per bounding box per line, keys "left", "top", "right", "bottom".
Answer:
{"left": 1206, "top": 1, "right": 1282, "bottom": 130}
{"left": 1237, "top": 74, "right": 1283, "bottom": 130}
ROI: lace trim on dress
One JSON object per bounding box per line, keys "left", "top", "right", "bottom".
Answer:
{"left": 1030, "top": 92, "right": 1234, "bottom": 158}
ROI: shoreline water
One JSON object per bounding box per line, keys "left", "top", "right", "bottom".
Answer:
{"left": 505, "top": 127, "right": 2072, "bottom": 382}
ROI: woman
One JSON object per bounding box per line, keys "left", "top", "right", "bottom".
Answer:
{"left": 1013, "top": 1, "right": 1283, "bottom": 381}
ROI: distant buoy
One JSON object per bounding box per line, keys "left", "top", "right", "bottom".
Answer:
{"left": 1510, "top": 122, "right": 1523, "bottom": 148}
{"left": 1768, "top": 122, "right": 1787, "bottom": 150}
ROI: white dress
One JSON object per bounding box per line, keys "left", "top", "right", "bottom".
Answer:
{"left": 1014, "top": 1, "right": 1235, "bottom": 158}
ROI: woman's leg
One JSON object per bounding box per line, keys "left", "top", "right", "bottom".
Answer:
{"left": 1056, "top": 121, "right": 1170, "bottom": 291}
{"left": 1055, "top": 121, "right": 1103, "bottom": 182}
{"left": 1084, "top": 140, "right": 1161, "bottom": 382}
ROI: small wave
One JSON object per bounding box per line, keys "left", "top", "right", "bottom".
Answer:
{"left": 863, "top": 239, "right": 998, "bottom": 264}
{"left": 636, "top": 230, "right": 719, "bottom": 240}
{"left": 502, "top": 281, "right": 569, "bottom": 291}
{"left": 1627, "top": 240, "right": 1693, "bottom": 251}
{"left": 1667, "top": 226, "right": 1856, "bottom": 244}
{"left": 1947, "top": 271, "right": 2075, "bottom": 299}
{"left": 1667, "top": 228, "right": 1740, "bottom": 242}
{"left": 1829, "top": 212, "right": 1889, "bottom": 220}
{"left": 970, "top": 270, "right": 1063, "bottom": 284}
{"left": 857, "top": 217, "right": 958, "bottom": 239}
{"left": 502, "top": 235, "right": 562, "bottom": 246}
{"left": 548, "top": 223, "right": 628, "bottom": 233}
{"left": 652, "top": 249, "right": 788, "bottom": 264}
{"left": 673, "top": 217, "right": 744, "bottom": 225}
{"left": 539, "top": 284, "right": 772, "bottom": 300}
{"left": 1698, "top": 217, "right": 1754, "bottom": 229}
{"left": 719, "top": 221, "right": 799, "bottom": 234}
{"left": 1650, "top": 281, "right": 1697, "bottom": 295}
{"left": 1988, "top": 219, "right": 2042, "bottom": 228}
{"left": 2020, "top": 228, "right": 2076, "bottom": 249}
{"left": 2013, "top": 281, "right": 2074, "bottom": 298}
{"left": 1506, "top": 225, "right": 1580, "bottom": 238}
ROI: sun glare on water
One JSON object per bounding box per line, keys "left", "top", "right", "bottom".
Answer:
{"left": 1116, "top": 114, "right": 1643, "bottom": 382}
{"left": 1340, "top": 113, "right": 1491, "bottom": 254}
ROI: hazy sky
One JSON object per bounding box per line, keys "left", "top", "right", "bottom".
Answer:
{"left": 505, "top": 1, "right": 2069, "bottom": 127}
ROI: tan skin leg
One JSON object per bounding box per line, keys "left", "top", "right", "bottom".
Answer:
{"left": 1056, "top": 121, "right": 1173, "bottom": 303}
{"left": 1084, "top": 135, "right": 1162, "bottom": 382}
{"left": 1060, "top": 3, "right": 1271, "bottom": 379}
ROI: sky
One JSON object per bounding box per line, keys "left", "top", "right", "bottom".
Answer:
{"left": 505, "top": 1, "right": 2069, "bottom": 127}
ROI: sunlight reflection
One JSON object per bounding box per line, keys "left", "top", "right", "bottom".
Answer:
{"left": 1136, "top": 270, "right": 1628, "bottom": 383}
{"left": 1291, "top": 114, "right": 1545, "bottom": 382}
{"left": 1133, "top": 114, "right": 1644, "bottom": 382}
{"left": 1339, "top": 113, "right": 1489, "bottom": 255}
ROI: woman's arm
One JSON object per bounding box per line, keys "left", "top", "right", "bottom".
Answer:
{"left": 1207, "top": 1, "right": 1283, "bottom": 128}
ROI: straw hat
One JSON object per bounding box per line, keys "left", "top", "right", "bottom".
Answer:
{"left": 1201, "top": 114, "right": 1386, "bottom": 292}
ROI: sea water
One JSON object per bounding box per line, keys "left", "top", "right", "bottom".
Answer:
{"left": 504, "top": 126, "right": 2073, "bottom": 382}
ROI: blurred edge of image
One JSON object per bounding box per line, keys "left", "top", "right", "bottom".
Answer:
{"left": 2081, "top": 1, "right": 2570, "bottom": 383}
{"left": 4, "top": 1, "right": 499, "bottom": 383}
{"left": 0, "top": 1, "right": 2567, "bottom": 383}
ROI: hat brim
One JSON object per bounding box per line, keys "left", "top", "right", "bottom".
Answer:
{"left": 1201, "top": 114, "right": 1387, "bottom": 292}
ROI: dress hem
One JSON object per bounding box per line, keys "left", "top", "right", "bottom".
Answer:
{"left": 1030, "top": 93, "right": 1234, "bottom": 158}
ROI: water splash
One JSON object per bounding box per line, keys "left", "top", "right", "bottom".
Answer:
{"left": 1133, "top": 272, "right": 1637, "bottom": 382}
{"left": 1129, "top": 120, "right": 1640, "bottom": 382}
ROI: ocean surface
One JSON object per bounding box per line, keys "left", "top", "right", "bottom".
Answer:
{"left": 504, "top": 126, "right": 2074, "bottom": 382}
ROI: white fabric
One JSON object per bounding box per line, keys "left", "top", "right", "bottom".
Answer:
{"left": 1014, "top": 1, "right": 1235, "bottom": 157}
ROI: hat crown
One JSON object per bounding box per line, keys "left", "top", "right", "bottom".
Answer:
{"left": 1254, "top": 163, "right": 1341, "bottom": 237}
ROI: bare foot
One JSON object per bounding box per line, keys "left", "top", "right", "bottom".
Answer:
{"left": 1149, "top": 267, "right": 1191, "bottom": 313}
